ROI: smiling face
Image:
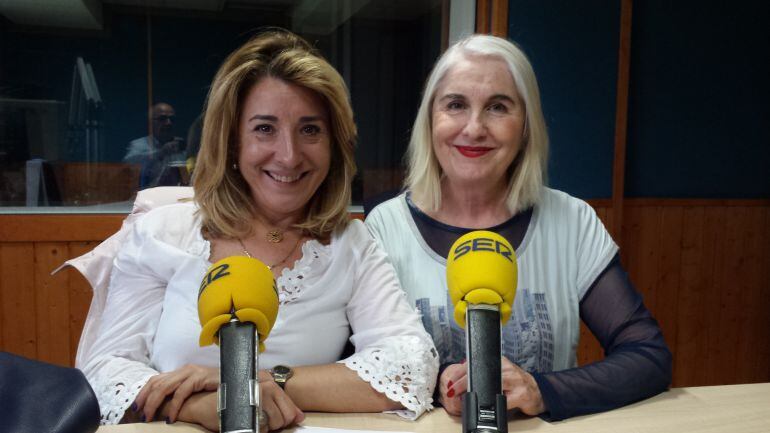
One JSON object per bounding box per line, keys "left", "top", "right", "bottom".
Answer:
{"left": 431, "top": 54, "right": 526, "bottom": 193}
{"left": 237, "top": 77, "right": 331, "bottom": 223}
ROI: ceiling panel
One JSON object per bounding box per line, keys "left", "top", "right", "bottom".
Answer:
{"left": 0, "top": 0, "right": 102, "bottom": 29}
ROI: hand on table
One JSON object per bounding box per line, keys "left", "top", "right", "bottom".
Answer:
{"left": 177, "top": 391, "right": 219, "bottom": 432}
{"left": 437, "top": 362, "right": 466, "bottom": 415}
{"left": 438, "top": 357, "right": 545, "bottom": 416}
{"left": 134, "top": 364, "right": 219, "bottom": 423}
{"left": 258, "top": 369, "right": 305, "bottom": 431}
{"left": 499, "top": 357, "right": 545, "bottom": 415}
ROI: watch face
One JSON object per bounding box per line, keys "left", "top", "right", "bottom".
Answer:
{"left": 273, "top": 365, "right": 291, "bottom": 375}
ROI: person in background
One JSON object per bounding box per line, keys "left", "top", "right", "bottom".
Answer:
{"left": 365, "top": 34, "right": 671, "bottom": 421}
{"left": 82, "top": 29, "right": 437, "bottom": 432}
{"left": 124, "top": 102, "right": 186, "bottom": 188}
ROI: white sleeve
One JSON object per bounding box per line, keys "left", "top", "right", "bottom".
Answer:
{"left": 79, "top": 216, "right": 168, "bottom": 425}
{"left": 340, "top": 223, "right": 439, "bottom": 420}
{"left": 363, "top": 205, "right": 386, "bottom": 243}
{"left": 575, "top": 200, "right": 619, "bottom": 299}
{"left": 364, "top": 198, "right": 402, "bottom": 254}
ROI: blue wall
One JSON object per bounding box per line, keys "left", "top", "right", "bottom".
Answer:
{"left": 626, "top": 0, "right": 770, "bottom": 198}
{"left": 508, "top": 0, "right": 769, "bottom": 199}
{"left": 508, "top": 0, "right": 620, "bottom": 199}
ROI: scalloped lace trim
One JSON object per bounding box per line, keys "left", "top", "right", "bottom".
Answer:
{"left": 277, "top": 240, "right": 329, "bottom": 305}
{"left": 342, "top": 335, "right": 438, "bottom": 420}
{"left": 96, "top": 371, "right": 155, "bottom": 425}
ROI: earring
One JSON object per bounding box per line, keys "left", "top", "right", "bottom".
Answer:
{"left": 232, "top": 163, "right": 238, "bottom": 170}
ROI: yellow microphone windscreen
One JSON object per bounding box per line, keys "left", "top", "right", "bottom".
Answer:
{"left": 446, "top": 230, "right": 517, "bottom": 327}
{"left": 198, "top": 256, "right": 279, "bottom": 352}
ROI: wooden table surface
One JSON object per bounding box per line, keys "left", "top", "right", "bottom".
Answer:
{"left": 98, "top": 382, "right": 770, "bottom": 433}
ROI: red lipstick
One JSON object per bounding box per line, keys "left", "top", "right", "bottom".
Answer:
{"left": 455, "top": 146, "right": 492, "bottom": 158}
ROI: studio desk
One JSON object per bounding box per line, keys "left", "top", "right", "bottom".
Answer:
{"left": 98, "top": 382, "right": 770, "bottom": 433}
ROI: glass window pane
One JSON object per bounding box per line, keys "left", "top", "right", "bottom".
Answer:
{"left": 0, "top": 0, "right": 445, "bottom": 213}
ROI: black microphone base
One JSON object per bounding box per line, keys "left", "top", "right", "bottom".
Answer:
{"left": 462, "top": 392, "right": 508, "bottom": 433}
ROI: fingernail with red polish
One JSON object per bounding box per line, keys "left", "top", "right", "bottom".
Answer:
{"left": 447, "top": 388, "right": 455, "bottom": 398}
{"left": 447, "top": 380, "right": 453, "bottom": 388}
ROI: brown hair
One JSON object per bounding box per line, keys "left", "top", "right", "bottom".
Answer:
{"left": 193, "top": 29, "right": 357, "bottom": 239}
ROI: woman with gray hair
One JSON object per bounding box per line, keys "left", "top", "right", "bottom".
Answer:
{"left": 366, "top": 34, "right": 671, "bottom": 420}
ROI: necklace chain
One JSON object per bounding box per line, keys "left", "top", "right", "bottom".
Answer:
{"left": 238, "top": 235, "right": 302, "bottom": 270}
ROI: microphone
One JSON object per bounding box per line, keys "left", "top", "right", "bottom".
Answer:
{"left": 198, "top": 256, "right": 279, "bottom": 433}
{"left": 447, "top": 231, "right": 517, "bottom": 433}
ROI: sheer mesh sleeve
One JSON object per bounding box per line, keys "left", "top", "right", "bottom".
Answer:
{"left": 532, "top": 255, "right": 672, "bottom": 421}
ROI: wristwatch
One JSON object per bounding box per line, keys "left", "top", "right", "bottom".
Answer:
{"left": 270, "top": 365, "right": 293, "bottom": 389}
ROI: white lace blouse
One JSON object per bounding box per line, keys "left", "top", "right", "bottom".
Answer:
{"left": 79, "top": 202, "right": 438, "bottom": 424}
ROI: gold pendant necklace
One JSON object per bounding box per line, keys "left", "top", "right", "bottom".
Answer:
{"left": 266, "top": 230, "right": 283, "bottom": 243}
{"left": 238, "top": 235, "right": 301, "bottom": 271}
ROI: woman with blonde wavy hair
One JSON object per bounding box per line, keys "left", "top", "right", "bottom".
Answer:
{"left": 367, "top": 34, "right": 671, "bottom": 420}
{"left": 80, "top": 29, "right": 437, "bottom": 431}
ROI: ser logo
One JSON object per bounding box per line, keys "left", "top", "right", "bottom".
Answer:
{"left": 198, "top": 263, "right": 231, "bottom": 297}
{"left": 453, "top": 237, "right": 513, "bottom": 262}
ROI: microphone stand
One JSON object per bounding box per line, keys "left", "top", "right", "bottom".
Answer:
{"left": 218, "top": 317, "right": 261, "bottom": 433}
{"left": 463, "top": 304, "right": 508, "bottom": 433}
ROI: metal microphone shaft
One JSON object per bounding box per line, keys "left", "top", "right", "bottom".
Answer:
{"left": 219, "top": 320, "right": 258, "bottom": 433}
{"left": 463, "top": 305, "right": 507, "bottom": 433}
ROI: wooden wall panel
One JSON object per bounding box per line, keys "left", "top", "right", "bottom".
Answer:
{"left": 476, "top": 0, "right": 490, "bottom": 33}
{"left": 611, "top": 0, "right": 633, "bottom": 243}
{"left": 760, "top": 208, "right": 770, "bottom": 380}
{"left": 675, "top": 206, "right": 710, "bottom": 385}
{"left": 0, "top": 214, "right": 124, "bottom": 242}
{"left": 0, "top": 202, "right": 768, "bottom": 390}
{"left": 51, "top": 162, "right": 140, "bottom": 206}
{"left": 734, "top": 208, "right": 765, "bottom": 384}
{"left": 575, "top": 202, "right": 770, "bottom": 389}
{"left": 1, "top": 243, "right": 37, "bottom": 359}
{"left": 490, "top": 0, "right": 508, "bottom": 37}
{"left": 623, "top": 205, "right": 661, "bottom": 316}
{"left": 716, "top": 207, "right": 745, "bottom": 385}
{"left": 656, "top": 206, "right": 683, "bottom": 376}
{"left": 703, "top": 207, "right": 728, "bottom": 385}
{"left": 35, "top": 242, "right": 71, "bottom": 366}
{"left": 615, "top": 204, "right": 769, "bottom": 387}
